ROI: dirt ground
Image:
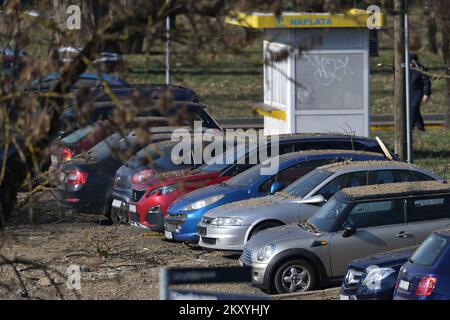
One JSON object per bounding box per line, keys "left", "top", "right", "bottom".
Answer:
{"left": 0, "top": 192, "right": 339, "bottom": 300}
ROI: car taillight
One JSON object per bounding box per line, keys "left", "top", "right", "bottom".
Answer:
{"left": 416, "top": 277, "right": 437, "bottom": 296}
{"left": 66, "top": 170, "right": 89, "bottom": 185}
{"left": 131, "top": 169, "right": 157, "bottom": 184}
{"left": 63, "top": 147, "right": 74, "bottom": 161}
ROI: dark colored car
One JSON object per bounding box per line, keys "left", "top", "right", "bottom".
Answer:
{"left": 130, "top": 134, "right": 392, "bottom": 233}
{"left": 49, "top": 120, "right": 112, "bottom": 174}
{"left": 110, "top": 139, "right": 202, "bottom": 224}
{"left": 55, "top": 130, "right": 172, "bottom": 217}
{"left": 394, "top": 229, "right": 450, "bottom": 300}
{"left": 340, "top": 247, "right": 416, "bottom": 300}
{"left": 59, "top": 84, "right": 201, "bottom": 137}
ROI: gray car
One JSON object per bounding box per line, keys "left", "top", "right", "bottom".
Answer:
{"left": 198, "top": 161, "right": 441, "bottom": 251}
{"left": 241, "top": 180, "right": 450, "bottom": 294}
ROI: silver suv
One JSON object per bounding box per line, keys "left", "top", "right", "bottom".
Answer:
{"left": 240, "top": 181, "right": 450, "bottom": 294}
{"left": 198, "top": 161, "right": 441, "bottom": 251}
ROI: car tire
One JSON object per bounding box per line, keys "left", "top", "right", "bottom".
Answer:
{"left": 274, "top": 259, "right": 318, "bottom": 294}
{"left": 110, "top": 207, "right": 128, "bottom": 225}
{"left": 248, "top": 221, "right": 283, "bottom": 240}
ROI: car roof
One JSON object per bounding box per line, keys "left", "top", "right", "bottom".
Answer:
{"left": 319, "top": 160, "right": 425, "bottom": 173}
{"left": 276, "top": 133, "right": 378, "bottom": 142}
{"left": 337, "top": 181, "right": 450, "bottom": 202}
{"left": 274, "top": 149, "right": 385, "bottom": 163}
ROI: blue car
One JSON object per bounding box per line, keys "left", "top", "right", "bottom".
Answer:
{"left": 166, "top": 150, "right": 386, "bottom": 242}
{"left": 394, "top": 229, "right": 450, "bottom": 300}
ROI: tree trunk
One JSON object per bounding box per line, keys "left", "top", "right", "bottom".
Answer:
{"left": 393, "top": 0, "right": 407, "bottom": 160}
{"left": 442, "top": 30, "right": 450, "bottom": 129}
{"left": 424, "top": 0, "right": 438, "bottom": 54}
{"left": 52, "top": 0, "right": 99, "bottom": 47}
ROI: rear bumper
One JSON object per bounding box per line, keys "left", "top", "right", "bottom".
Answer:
{"left": 55, "top": 187, "right": 109, "bottom": 215}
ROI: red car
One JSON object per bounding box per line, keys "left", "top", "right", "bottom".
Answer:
{"left": 128, "top": 168, "right": 232, "bottom": 231}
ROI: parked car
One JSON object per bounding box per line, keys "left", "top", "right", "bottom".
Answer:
{"left": 394, "top": 229, "right": 450, "bottom": 300}
{"left": 129, "top": 134, "right": 389, "bottom": 233}
{"left": 49, "top": 120, "right": 112, "bottom": 174}
{"left": 110, "top": 138, "right": 209, "bottom": 224}
{"left": 240, "top": 180, "right": 450, "bottom": 294}
{"left": 57, "top": 84, "right": 201, "bottom": 138}
{"left": 55, "top": 130, "right": 173, "bottom": 218}
{"left": 340, "top": 246, "right": 416, "bottom": 300}
{"left": 199, "top": 161, "right": 440, "bottom": 252}
{"left": 168, "top": 150, "right": 386, "bottom": 243}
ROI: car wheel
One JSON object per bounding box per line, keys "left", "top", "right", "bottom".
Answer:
{"left": 274, "top": 259, "right": 318, "bottom": 294}
{"left": 249, "top": 221, "right": 283, "bottom": 239}
{"left": 110, "top": 208, "right": 128, "bottom": 225}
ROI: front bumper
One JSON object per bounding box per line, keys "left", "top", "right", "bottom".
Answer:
{"left": 239, "top": 256, "right": 270, "bottom": 290}
{"left": 128, "top": 204, "right": 165, "bottom": 232}
{"left": 164, "top": 213, "right": 200, "bottom": 242}
{"left": 197, "top": 222, "right": 249, "bottom": 251}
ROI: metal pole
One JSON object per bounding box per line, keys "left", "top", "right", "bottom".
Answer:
{"left": 404, "top": 0, "right": 413, "bottom": 162}
{"left": 159, "top": 267, "right": 169, "bottom": 300}
{"left": 165, "top": 0, "right": 171, "bottom": 85}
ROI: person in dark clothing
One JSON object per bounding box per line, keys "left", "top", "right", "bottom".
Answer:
{"left": 409, "top": 53, "right": 431, "bottom": 131}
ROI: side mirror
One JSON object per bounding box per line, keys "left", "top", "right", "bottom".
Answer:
{"left": 296, "top": 194, "right": 326, "bottom": 205}
{"left": 269, "top": 182, "right": 285, "bottom": 194}
{"left": 343, "top": 225, "right": 357, "bottom": 238}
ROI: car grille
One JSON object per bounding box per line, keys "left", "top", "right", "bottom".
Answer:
{"left": 114, "top": 175, "right": 130, "bottom": 190}
{"left": 131, "top": 189, "right": 146, "bottom": 202}
{"left": 241, "top": 247, "right": 253, "bottom": 266}
{"left": 201, "top": 237, "right": 216, "bottom": 245}
{"left": 165, "top": 222, "right": 181, "bottom": 232}
{"left": 130, "top": 212, "right": 140, "bottom": 223}
{"left": 146, "top": 206, "right": 162, "bottom": 225}
{"left": 202, "top": 216, "right": 214, "bottom": 224}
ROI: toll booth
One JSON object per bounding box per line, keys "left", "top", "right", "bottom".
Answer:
{"left": 226, "top": 9, "right": 384, "bottom": 136}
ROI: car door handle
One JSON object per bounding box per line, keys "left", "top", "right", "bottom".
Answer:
{"left": 396, "top": 231, "right": 412, "bottom": 238}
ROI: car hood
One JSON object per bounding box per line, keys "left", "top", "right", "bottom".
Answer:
{"left": 349, "top": 246, "right": 417, "bottom": 270}
{"left": 205, "top": 193, "right": 297, "bottom": 219}
{"left": 131, "top": 169, "right": 219, "bottom": 190}
{"left": 245, "top": 223, "right": 317, "bottom": 251}
{"left": 169, "top": 183, "right": 244, "bottom": 212}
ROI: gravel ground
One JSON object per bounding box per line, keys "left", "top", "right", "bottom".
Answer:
{"left": 0, "top": 192, "right": 339, "bottom": 300}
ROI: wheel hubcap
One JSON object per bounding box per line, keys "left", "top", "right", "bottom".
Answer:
{"left": 281, "top": 265, "right": 310, "bottom": 293}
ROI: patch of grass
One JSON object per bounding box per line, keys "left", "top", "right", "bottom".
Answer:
{"left": 376, "top": 128, "right": 450, "bottom": 179}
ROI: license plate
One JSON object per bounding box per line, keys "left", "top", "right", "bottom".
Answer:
{"left": 164, "top": 231, "right": 173, "bottom": 240}
{"left": 399, "top": 280, "right": 410, "bottom": 291}
{"left": 339, "top": 294, "right": 350, "bottom": 300}
{"left": 129, "top": 204, "right": 136, "bottom": 213}
{"left": 51, "top": 155, "right": 58, "bottom": 165}
{"left": 112, "top": 199, "right": 122, "bottom": 208}
{"left": 198, "top": 226, "right": 207, "bottom": 236}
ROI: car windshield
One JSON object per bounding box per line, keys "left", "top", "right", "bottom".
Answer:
{"left": 61, "top": 126, "right": 94, "bottom": 145}
{"left": 283, "top": 169, "right": 333, "bottom": 198}
{"left": 81, "top": 132, "right": 135, "bottom": 161}
{"left": 307, "top": 198, "right": 348, "bottom": 233}
{"left": 198, "top": 142, "right": 255, "bottom": 173}
{"left": 410, "top": 234, "right": 448, "bottom": 267}
{"left": 226, "top": 160, "right": 272, "bottom": 187}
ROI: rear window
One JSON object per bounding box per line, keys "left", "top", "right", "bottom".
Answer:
{"left": 61, "top": 126, "right": 94, "bottom": 145}
{"left": 410, "top": 234, "right": 448, "bottom": 267}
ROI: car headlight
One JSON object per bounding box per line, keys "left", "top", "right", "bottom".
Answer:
{"left": 362, "top": 265, "right": 396, "bottom": 290}
{"left": 257, "top": 243, "right": 276, "bottom": 262}
{"left": 210, "top": 216, "right": 243, "bottom": 226}
{"left": 148, "top": 185, "right": 177, "bottom": 197}
{"left": 181, "top": 195, "right": 225, "bottom": 211}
